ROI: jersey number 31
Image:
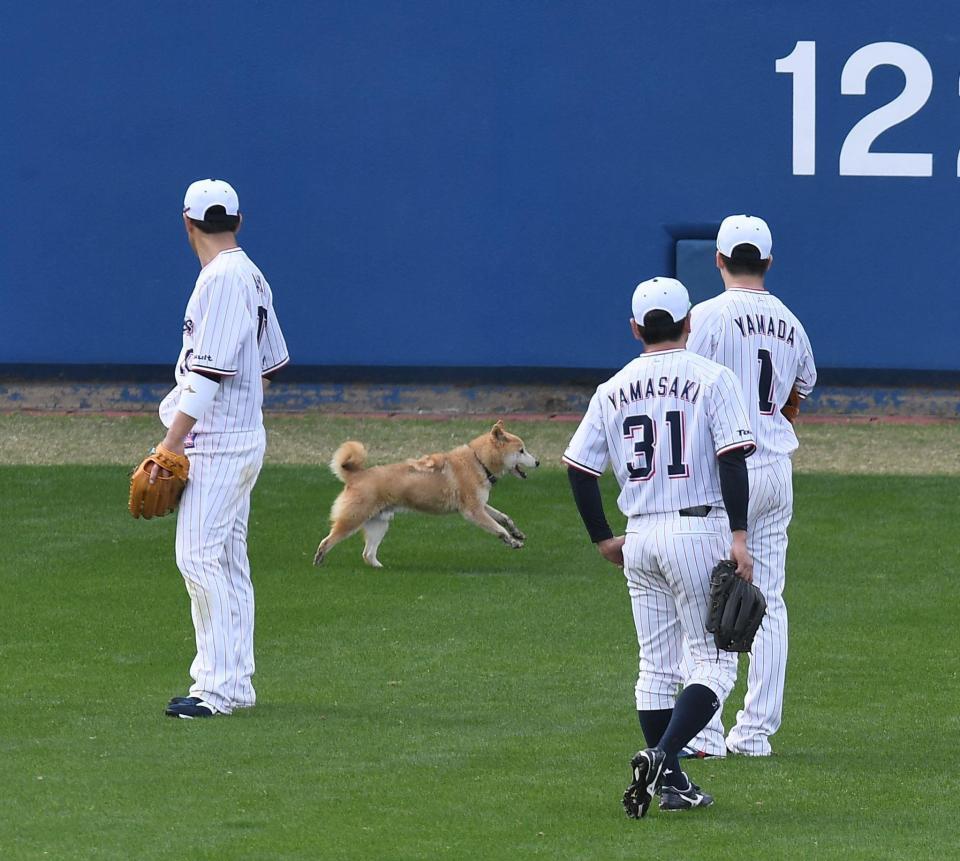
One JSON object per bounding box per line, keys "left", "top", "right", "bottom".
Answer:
{"left": 623, "top": 412, "right": 688, "bottom": 481}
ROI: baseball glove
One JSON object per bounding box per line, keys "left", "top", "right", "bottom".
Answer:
{"left": 705, "top": 560, "right": 767, "bottom": 652}
{"left": 781, "top": 385, "right": 801, "bottom": 423}
{"left": 128, "top": 443, "right": 190, "bottom": 519}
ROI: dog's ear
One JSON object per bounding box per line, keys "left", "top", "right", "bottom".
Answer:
{"left": 491, "top": 420, "right": 506, "bottom": 442}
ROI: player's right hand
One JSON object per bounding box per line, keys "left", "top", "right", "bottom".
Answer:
{"left": 597, "top": 535, "right": 626, "bottom": 568}
{"left": 729, "top": 533, "right": 754, "bottom": 582}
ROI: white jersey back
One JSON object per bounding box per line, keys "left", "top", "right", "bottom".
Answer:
{"left": 687, "top": 288, "right": 816, "bottom": 464}
{"left": 160, "top": 247, "right": 289, "bottom": 434}
{"left": 563, "top": 349, "right": 755, "bottom": 517}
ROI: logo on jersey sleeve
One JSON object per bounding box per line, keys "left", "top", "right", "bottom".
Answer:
{"left": 183, "top": 318, "right": 194, "bottom": 335}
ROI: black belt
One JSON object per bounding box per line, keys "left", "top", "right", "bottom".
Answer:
{"left": 679, "top": 505, "right": 712, "bottom": 517}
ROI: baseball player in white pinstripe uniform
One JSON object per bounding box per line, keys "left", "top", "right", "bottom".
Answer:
{"left": 564, "top": 276, "right": 756, "bottom": 817}
{"left": 158, "top": 179, "right": 289, "bottom": 719}
{"left": 681, "top": 214, "right": 816, "bottom": 756}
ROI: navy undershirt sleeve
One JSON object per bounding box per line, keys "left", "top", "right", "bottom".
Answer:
{"left": 567, "top": 466, "right": 614, "bottom": 543}
{"left": 717, "top": 448, "right": 749, "bottom": 533}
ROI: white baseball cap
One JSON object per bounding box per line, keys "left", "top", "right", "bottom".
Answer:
{"left": 183, "top": 178, "right": 240, "bottom": 221}
{"left": 717, "top": 214, "right": 772, "bottom": 259}
{"left": 631, "top": 277, "right": 691, "bottom": 324}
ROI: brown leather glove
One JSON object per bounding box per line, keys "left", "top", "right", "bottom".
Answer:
{"left": 128, "top": 443, "right": 190, "bottom": 519}
{"left": 781, "top": 385, "right": 802, "bottom": 423}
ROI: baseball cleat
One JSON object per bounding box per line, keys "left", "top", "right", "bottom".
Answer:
{"left": 725, "top": 742, "right": 773, "bottom": 757}
{"left": 164, "top": 696, "right": 217, "bottom": 719}
{"left": 622, "top": 747, "right": 667, "bottom": 819}
{"left": 659, "top": 780, "right": 715, "bottom": 811}
{"left": 679, "top": 746, "right": 725, "bottom": 759}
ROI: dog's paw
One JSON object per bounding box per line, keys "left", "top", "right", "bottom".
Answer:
{"left": 312, "top": 548, "right": 326, "bottom": 566}
{"left": 499, "top": 517, "right": 525, "bottom": 541}
{"left": 502, "top": 535, "right": 524, "bottom": 549}
{"left": 362, "top": 555, "right": 384, "bottom": 569}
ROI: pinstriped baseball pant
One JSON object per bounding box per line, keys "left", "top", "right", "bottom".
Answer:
{"left": 686, "top": 456, "right": 793, "bottom": 755}
{"left": 624, "top": 511, "right": 737, "bottom": 712}
{"left": 175, "top": 428, "right": 265, "bottom": 714}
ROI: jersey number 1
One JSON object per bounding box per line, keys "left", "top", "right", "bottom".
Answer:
{"left": 757, "top": 349, "right": 775, "bottom": 415}
{"left": 623, "top": 412, "right": 688, "bottom": 481}
{"left": 257, "top": 307, "right": 268, "bottom": 344}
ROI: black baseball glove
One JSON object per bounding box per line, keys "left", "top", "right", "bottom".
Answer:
{"left": 705, "top": 560, "right": 767, "bottom": 652}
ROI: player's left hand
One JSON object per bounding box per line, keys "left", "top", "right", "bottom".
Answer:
{"left": 597, "top": 535, "right": 626, "bottom": 568}
{"left": 160, "top": 434, "right": 186, "bottom": 457}
{"left": 150, "top": 435, "right": 186, "bottom": 483}
{"left": 129, "top": 443, "right": 190, "bottom": 519}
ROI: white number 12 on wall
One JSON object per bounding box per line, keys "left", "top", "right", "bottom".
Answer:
{"left": 776, "top": 41, "right": 935, "bottom": 177}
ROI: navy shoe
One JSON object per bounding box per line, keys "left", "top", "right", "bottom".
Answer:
{"left": 165, "top": 697, "right": 217, "bottom": 719}
{"left": 659, "top": 778, "right": 715, "bottom": 811}
{"left": 622, "top": 748, "right": 667, "bottom": 819}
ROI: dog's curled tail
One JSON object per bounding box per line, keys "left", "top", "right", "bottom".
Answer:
{"left": 330, "top": 441, "right": 367, "bottom": 483}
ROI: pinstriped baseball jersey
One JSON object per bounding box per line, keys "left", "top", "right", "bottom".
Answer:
{"left": 160, "top": 247, "right": 289, "bottom": 433}
{"left": 562, "top": 349, "right": 755, "bottom": 516}
{"left": 687, "top": 288, "right": 816, "bottom": 464}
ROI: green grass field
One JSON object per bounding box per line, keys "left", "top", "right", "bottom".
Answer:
{"left": 1, "top": 416, "right": 958, "bottom": 859}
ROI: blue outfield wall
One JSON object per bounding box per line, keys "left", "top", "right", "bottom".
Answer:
{"left": 2, "top": 2, "right": 959, "bottom": 375}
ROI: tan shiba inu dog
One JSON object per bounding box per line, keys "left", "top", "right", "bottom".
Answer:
{"left": 312, "top": 421, "right": 539, "bottom": 568}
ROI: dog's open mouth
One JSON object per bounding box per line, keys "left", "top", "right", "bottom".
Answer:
{"left": 512, "top": 466, "right": 527, "bottom": 479}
